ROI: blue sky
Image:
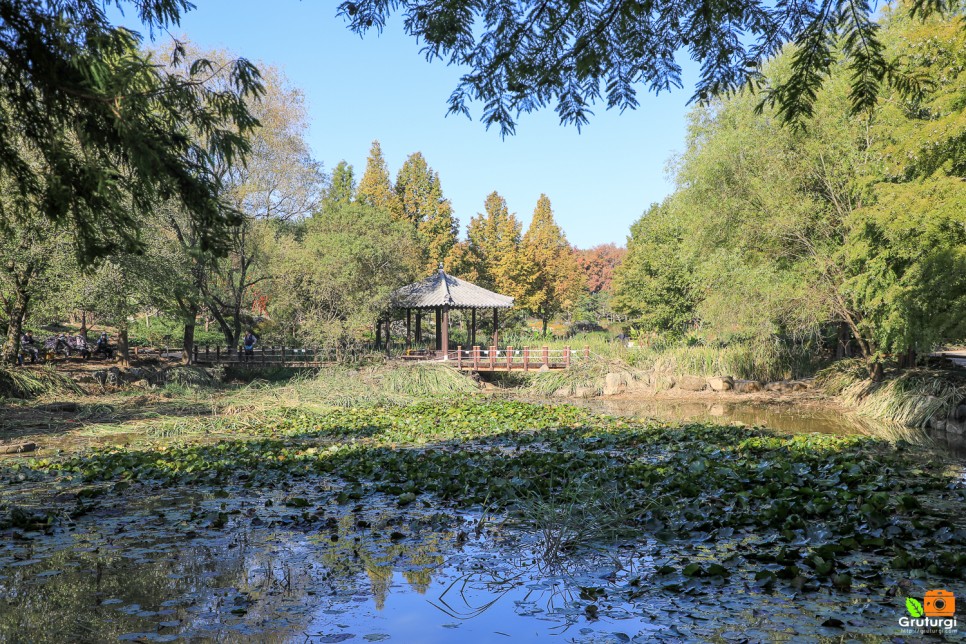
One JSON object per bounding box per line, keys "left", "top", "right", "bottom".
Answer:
{"left": 124, "top": 0, "right": 698, "bottom": 247}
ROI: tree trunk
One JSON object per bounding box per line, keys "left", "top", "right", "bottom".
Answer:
{"left": 118, "top": 323, "right": 130, "bottom": 366}
{"left": 2, "top": 290, "right": 28, "bottom": 366}
{"left": 835, "top": 322, "right": 850, "bottom": 359}
{"left": 870, "top": 360, "right": 884, "bottom": 382}
{"left": 80, "top": 311, "right": 88, "bottom": 340}
{"left": 182, "top": 311, "right": 197, "bottom": 365}
{"left": 541, "top": 314, "right": 548, "bottom": 336}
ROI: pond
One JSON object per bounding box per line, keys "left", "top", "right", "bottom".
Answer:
{"left": 583, "top": 396, "right": 966, "bottom": 460}
{"left": 1, "top": 400, "right": 963, "bottom": 642}
{"left": 1, "top": 483, "right": 954, "bottom": 643}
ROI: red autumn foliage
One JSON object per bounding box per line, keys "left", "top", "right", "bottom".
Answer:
{"left": 575, "top": 244, "right": 626, "bottom": 293}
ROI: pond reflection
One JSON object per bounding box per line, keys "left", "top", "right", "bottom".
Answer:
{"left": 0, "top": 480, "right": 960, "bottom": 643}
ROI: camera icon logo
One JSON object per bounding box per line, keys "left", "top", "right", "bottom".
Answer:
{"left": 924, "top": 590, "right": 956, "bottom": 617}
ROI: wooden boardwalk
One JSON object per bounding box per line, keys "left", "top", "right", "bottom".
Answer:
{"left": 191, "top": 344, "right": 586, "bottom": 372}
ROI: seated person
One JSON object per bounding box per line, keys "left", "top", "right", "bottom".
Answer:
{"left": 20, "top": 330, "right": 39, "bottom": 364}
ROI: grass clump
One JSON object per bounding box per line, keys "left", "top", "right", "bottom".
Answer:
{"left": 380, "top": 362, "right": 480, "bottom": 398}
{"left": 818, "top": 361, "right": 966, "bottom": 427}
{"left": 526, "top": 357, "right": 613, "bottom": 397}
{"left": 628, "top": 337, "right": 824, "bottom": 381}
{"left": 0, "top": 366, "right": 83, "bottom": 399}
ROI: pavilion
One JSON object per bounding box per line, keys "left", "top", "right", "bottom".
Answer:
{"left": 388, "top": 266, "right": 514, "bottom": 355}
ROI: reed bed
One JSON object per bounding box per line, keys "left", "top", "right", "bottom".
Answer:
{"left": 818, "top": 361, "right": 966, "bottom": 427}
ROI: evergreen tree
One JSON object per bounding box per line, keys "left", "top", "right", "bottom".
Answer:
{"left": 395, "top": 152, "right": 458, "bottom": 273}
{"left": 520, "top": 195, "right": 585, "bottom": 334}
{"left": 356, "top": 140, "right": 402, "bottom": 220}
{"left": 326, "top": 161, "right": 356, "bottom": 207}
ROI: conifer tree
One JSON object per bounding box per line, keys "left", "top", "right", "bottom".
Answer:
{"left": 520, "top": 194, "right": 585, "bottom": 334}
{"left": 460, "top": 192, "right": 525, "bottom": 296}
{"left": 395, "top": 152, "right": 458, "bottom": 273}
{"left": 326, "top": 160, "right": 356, "bottom": 206}
{"left": 355, "top": 140, "right": 402, "bottom": 219}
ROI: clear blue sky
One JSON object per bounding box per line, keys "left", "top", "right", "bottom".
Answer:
{"left": 123, "top": 0, "right": 699, "bottom": 247}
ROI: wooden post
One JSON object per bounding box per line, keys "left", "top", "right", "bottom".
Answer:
{"left": 415, "top": 312, "right": 422, "bottom": 343}
{"left": 261, "top": 346, "right": 266, "bottom": 364}
{"left": 441, "top": 306, "right": 449, "bottom": 358}
{"left": 471, "top": 308, "right": 477, "bottom": 347}
{"left": 205, "top": 345, "right": 209, "bottom": 362}
{"left": 492, "top": 309, "right": 499, "bottom": 348}
{"left": 523, "top": 347, "right": 530, "bottom": 371}
{"left": 281, "top": 346, "right": 286, "bottom": 365}
{"left": 385, "top": 317, "right": 392, "bottom": 357}
{"left": 406, "top": 308, "right": 412, "bottom": 348}
{"left": 473, "top": 345, "right": 480, "bottom": 370}
{"left": 564, "top": 346, "right": 571, "bottom": 368}
{"left": 489, "top": 346, "right": 495, "bottom": 370}
{"left": 542, "top": 345, "right": 549, "bottom": 367}
{"left": 506, "top": 346, "right": 513, "bottom": 370}
{"left": 457, "top": 345, "right": 462, "bottom": 369}
{"left": 435, "top": 308, "right": 442, "bottom": 352}
{"left": 216, "top": 346, "right": 220, "bottom": 362}
{"left": 193, "top": 345, "right": 198, "bottom": 364}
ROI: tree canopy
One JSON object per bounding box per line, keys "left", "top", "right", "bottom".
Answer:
{"left": 0, "top": 0, "right": 263, "bottom": 263}
{"left": 338, "top": 0, "right": 959, "bottom": 134}
{"left": 612, "top": 8, "right": 966, "bottom": 375}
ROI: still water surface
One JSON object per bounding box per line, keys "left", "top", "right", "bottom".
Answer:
{"left": 583, "top": 397, "right": 966, "bottom": 459}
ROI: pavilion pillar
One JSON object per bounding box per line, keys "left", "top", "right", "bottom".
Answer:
{"left": 441, "top": 306, "right": 450, "bottom": 358}
{"left": 406, "top": 309, "right": 412, "bottom": 347}
{"left": 435, "top": 308, "right": 442, "bottom": 352}
{"left": 471, "top": 308, "right": 477, "bottom": 347}
{"left": 492, "top": 308, "right": 499, "bottom": 348}
{"left": 415, "top": 312, "right": 422, "bottom": 343}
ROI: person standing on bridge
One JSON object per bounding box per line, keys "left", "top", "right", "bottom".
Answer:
{"left": 243, "top": 330, "right": 258, "bottom": 361}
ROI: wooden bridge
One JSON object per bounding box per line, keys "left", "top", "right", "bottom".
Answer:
{"left": 191, "top": 344, "right": 587, "bottom": 372}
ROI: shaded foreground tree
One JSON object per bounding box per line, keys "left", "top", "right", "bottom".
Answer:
{"left": 0, "top": 0, "right": 263, "bottom": 262}
{"left": 338, "top": 0, "right": 955, "bottom": 133}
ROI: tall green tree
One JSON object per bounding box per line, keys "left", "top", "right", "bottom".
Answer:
{"left": 268, "top": 202, "right": 418, "bottom": 346}
{"left": 395, "top": 152, "right": 458, "bottom": 273}
{"left": 611, "top": 202, "right": 698, "bottom": 334}
{"left": 613, "top": 8, "right": 966, "bottom": 376}
{"left": 326, "top": 161, "right": 357, "bottom": 207}
{"left": 356, "top": 140, "right": 402, "bottom": 220}
{"left": 188, "top": 54, "right": 323, "bottom": 350}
